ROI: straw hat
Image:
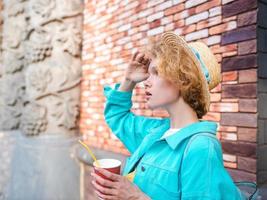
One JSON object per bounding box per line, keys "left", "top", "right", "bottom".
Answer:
{"left": 161, "top": 32, "right": 221, "bottom": 111}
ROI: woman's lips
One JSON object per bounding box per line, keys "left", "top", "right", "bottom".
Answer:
{"left": 145, "top": 91, "right": 152, "bottom": 100}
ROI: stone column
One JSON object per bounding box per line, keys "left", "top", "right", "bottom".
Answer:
{"left": 0, "top": 0, "right": 83, "bottom": 199}
{"left": 0, "top": 0, "right": 83, "bottom": 136}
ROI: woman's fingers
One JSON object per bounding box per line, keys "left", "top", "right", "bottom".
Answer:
{"left": 94, "top": 168, "right": 120, "bottom": 182}
{"left": 91, "top": 172, "right": 115, "bottom": 188}
{"left": 94, "top": 189, "right": 116, "bottom": 200}
{"left": 136, "top": 53, "right": 145, "bottom": 63}
{"left": 142, "top": 55, "right": 150, "bottom": 66}
{"left": 92, "top": 180, "right": 117, "bottom": 196}
{"left": 131, "top": 51, "right": 139, "bottom": 61}
{"left": 131, "top": 51, "right": 150, "bottom": 66}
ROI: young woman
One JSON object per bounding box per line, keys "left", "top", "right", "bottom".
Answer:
{"left": 91, "top": 32, "right": 244, "bottom": 200}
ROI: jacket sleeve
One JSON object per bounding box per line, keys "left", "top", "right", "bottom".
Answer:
{"left": 181, "top": 136, "right": 243, "bottom": 200}
{"left": 103, "top": 83, "right": 164, "bottom": 154}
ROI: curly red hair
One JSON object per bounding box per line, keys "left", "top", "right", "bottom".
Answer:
{"left": 145, "top": 36, "right": 208, "bottom": 118}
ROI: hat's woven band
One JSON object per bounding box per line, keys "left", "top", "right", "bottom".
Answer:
{"left": 190, "top": 47, "right": 211, "bottom": 84}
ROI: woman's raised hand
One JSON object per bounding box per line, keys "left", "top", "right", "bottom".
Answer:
{"left": 125, "top": 52, "right": 151, "bottom": 84}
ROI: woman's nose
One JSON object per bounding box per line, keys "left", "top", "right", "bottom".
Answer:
{"left": 144, "top": 79, "right": 151, "bottom": 89}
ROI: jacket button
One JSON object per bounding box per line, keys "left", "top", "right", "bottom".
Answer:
{"left": 141, "top": 166, "right": 145, "bottom": 172}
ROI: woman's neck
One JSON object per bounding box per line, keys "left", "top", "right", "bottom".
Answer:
{"left": 165, "top": 97, "right": 199, "bottom": 129}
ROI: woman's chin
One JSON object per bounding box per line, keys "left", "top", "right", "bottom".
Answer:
{"left": 147, "top": 102, "right": 158, "bottom": 110}
{"left": 147, "top": 102, "right": 153, "bottom": 109}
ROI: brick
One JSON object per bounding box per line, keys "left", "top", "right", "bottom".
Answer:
{"left": 222, "top": 71, "right": 237, "bottom": 82}
{"left": 139, "top": 24, "right": 149, "bottom": 32}
{"left": 185, "top": 28, "right": 208, "bottom": 41}
{"left": 218, "top": 125, "right": 237, "bottom": 132}
{"left": 118, "top": 23, "right": 131, "bottom": 32}
{"left": 222, "top": 0, "right": 234, "bottom": 4}
{"left": 164, "top": 22, "right": 175, "bottom": 31}
{"left": 185, "top": 11, "right": 209, "bottom": 25}
{"left": 204, "top": 35, "right": 221, "bottom": 45}
{"left": 147, "top": 0, "right": 165, "bottom": 8}
{"left": 124, "top": 1, "right": 139, "bottom": 11}
{"left": 239, "top": 69, "right": 257, "bottom": 83}
{"left": 224, "top": 162, "right": 237, "bottom": 169}
{"left": 161, "top": 15, "right": 173, "bottom": 25}
{"left": 227, "top": 169, "right": 256, "bottom": 182}
{"left": 173, "top": 9, "right": 195, "bottom": 21}
{"left": 222, "top": 16, "right": 237, "bottom": 23}
{"left": 210, "top": 83, "right": 221, "bottom": 93}
{"left": 210, "top": 44, "right": 237, "bottom": 54}
{"left": 202, "top": 112, "right": 220, "bottom": 121}
{"left": 222, "top": 83, "right": 256, "bottom": 98}
{"left": 239, "top": 99, "right": 257, "bottom": 113}
{"left": 238, "top": 39, "right": 256, "bottom": 55}
{"left": 222, "top": 54, "right": 257, "bottom": 72}
{"left": 147, "top": 26, "right": 164, "bottom": 36}
{"left": 210, "top": 93, "right": 221, "bottom": 102}
{"left": 209, "top": 21, "right": 237, "bottom": 35}
{"left": 222, "top": 51, "right": 237, "bottom": 58}
{"left": 174, "top": 19, "right": 185, "bottom": 28}
{"left": 147, "top": 12, "right": 164, "bottom": 22}
{"left": 195, "top": 0, "right": 221, "bottom": 13}
{"left": 221, "top": 112, "right": 257, "bottom": 128}
{"left": 181, "top": 24, "right": 196, "bottom": 35}
{"left": 209, "top": 6, "right": 221, "bottom": 17}
{"left": 221, "top": 25, "right": 256, "bottom": 45}
{"left": 223, "top": 154, "right": 236, "bottom": 162}
{"left": 196, "top": 15, "right": 222, "bottom": 30}
{"left": 238, "top": 156, "right": 256, "bottom": 173}
{"left": 237, "top": 10, "right": 257, "bottom": 27}
{"left": 132, "top": 18, "right": 147, "bottom": 27}
{"left": 221, "top": 141, "right": 256, "bottom": 158}
{"left": 210, "top": 102, "right": 238, "bottom": 112}
{"left": 221, "top": 132, "right": 237, "bottom": 141}
{"left": 237, "top": 127, "right": 257, "bottom": 142}
{"left": 164, "top": 3, "right": 185, "bottom": 16}
{"left": 173, "top": 0, "right": 186, "bottom": 5}
{"left": 185, "top": 0, "right": 208, "bottom": 9}
{"left": 149, "top": 19, "right": 161, "bottom": 29}
{"left": 155, "top": 1, "right": 173, "bottom": 12}
{"left": 138, "top": 8, "right": 154, "bottom": 18}
{"left": 214, "top": 54, "right": 222, "bottom": 63}
{"left": 222, "top": 0, "right": 257, "bottom": 18}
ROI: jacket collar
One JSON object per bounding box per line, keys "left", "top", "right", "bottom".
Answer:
{"left": 150, "top": 119, "right": 218, "bottom": 150}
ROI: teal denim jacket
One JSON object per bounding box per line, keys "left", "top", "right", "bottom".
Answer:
{"left": 103, "top": 84, "right": 243, "bottom": 200}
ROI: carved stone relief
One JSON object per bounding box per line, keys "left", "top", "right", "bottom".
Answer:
{"left": 0, "top": 0, "right": 83, "bottom": 136}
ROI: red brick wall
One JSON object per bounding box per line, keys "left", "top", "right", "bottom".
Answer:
{"left": 80, "top": 0, "right": 257, "bottom": 182}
